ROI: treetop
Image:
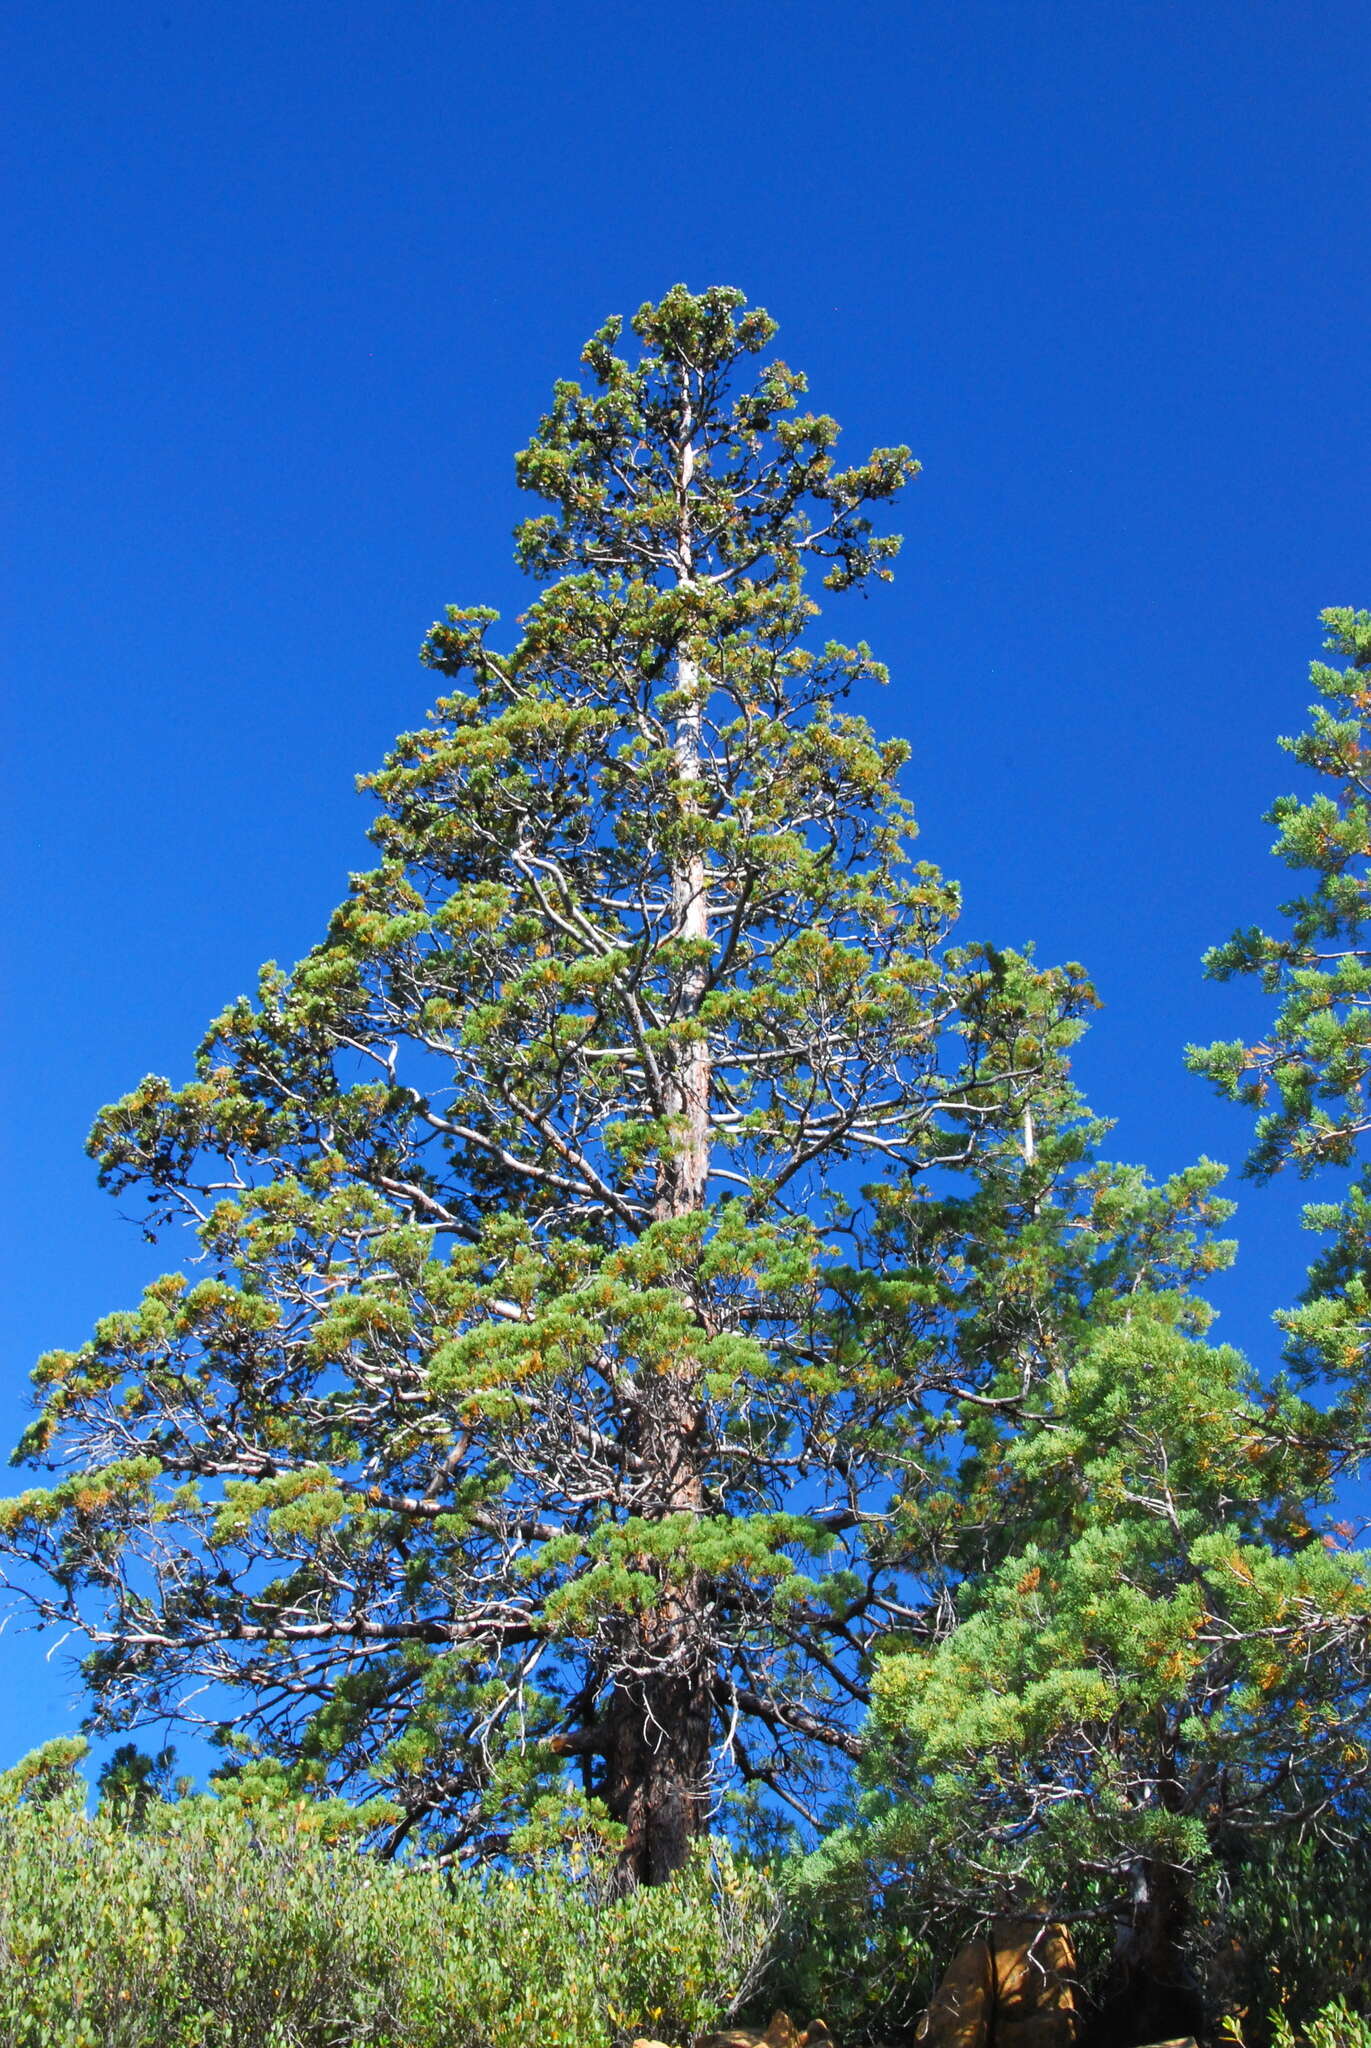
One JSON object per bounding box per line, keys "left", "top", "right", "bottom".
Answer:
{"left": 513, "top": 283, "right": 920, "bottom": 593}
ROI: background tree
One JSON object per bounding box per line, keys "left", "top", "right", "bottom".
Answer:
{"left": 841, "top": 616, "right": 1371, "bottom": 2039}
{"left": 858, "top": 1145, "right": 1370, "bottom": 2038}
{"left": 0, "top": 287, "right": 1087, "bottom": 1881}
{"left": 1192, "top": 606, "right": 1371, "bottom": 1461}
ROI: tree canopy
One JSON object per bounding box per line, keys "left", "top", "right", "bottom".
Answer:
{"left": 0, "top": 286, "right": 1087, "bottom": 1881}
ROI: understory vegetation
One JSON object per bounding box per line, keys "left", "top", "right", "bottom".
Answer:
{"left": 0, "top": 1764, "right": 777, "bottom": 2048}
{"left": 1, "top": 1742, "right": 1369, "bottom": 2045}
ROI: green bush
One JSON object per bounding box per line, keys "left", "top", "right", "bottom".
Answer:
{"left": 1225, "top": 2001, "right": 1371, "bottom": 2048}
{"left": 1275, "top": 2004, "right": 1371, "bottom": 2048}
{"left": 754, "top": 1846, "right": 938, "bottom": 2047}
{"left": 758, "top": 1812, "right": 1371, "bottom": 2044}
{"left": 0, "top": 1787, "right": 779, "bottom": 2048}
{"left": 1210, "top": 1829, "right": 1371, "bottom": 2043}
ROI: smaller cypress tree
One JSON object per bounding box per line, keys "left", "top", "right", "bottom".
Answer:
{"left": 854, "top": 616, "right": 1371, "bottom": 2032}
{"left": 1192, "top": 606, "right": 1371, "bottom": 1451}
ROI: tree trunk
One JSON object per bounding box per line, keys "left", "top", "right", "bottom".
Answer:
{"left": 1096, "top": 1856, "right": 1204, "bottom": 2046}
{"left": 601, "top": 1600, "right": 714, "bottom": 1884}
{"left": 657, "top": 421, "right": 712, "bottom": 1225}
{"left": 601, "top": 1330, "right": 712, "bottom": 1884}
{"left": 603, "top": 429, "right": 716, "bottom": 1881}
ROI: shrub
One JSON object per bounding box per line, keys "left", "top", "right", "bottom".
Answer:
{"left": 0, "top": 1785, "right": 778, "bottom": 2048}
{"left": 1212, "top": 1829, "right": 1371, "bottom": 2042}
{"left": 746, "top": 1831, "right": 949, "bottom": 2047}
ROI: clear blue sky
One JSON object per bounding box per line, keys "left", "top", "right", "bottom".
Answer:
{"left": 3, "top": 0, "right": 1368, "bottom": 1773}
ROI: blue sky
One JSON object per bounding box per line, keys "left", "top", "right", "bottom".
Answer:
{"left": 3, "top": 0, "right": 1368, "bottom": 1773}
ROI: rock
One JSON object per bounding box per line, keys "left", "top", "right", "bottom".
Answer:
{"left": 915, "top": 1918, "right": 1080, "bottom": 2048}
{"left": 914, "top": 1931, "right": 995, "bottom": 2048}
{"left": 992, "top": 1916, "right": 1079, "bottom": 2048}
{"left": 694, "top": 2016, "right": 834, "bottom": 2048}
{"left": 632, "top": 2039, "right": 675, "bottom": 2048}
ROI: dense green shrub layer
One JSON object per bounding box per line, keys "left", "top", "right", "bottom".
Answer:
{"left": 0, "top": 1794, "right": 778, "bottom": 2048}
{"left": 5, "top": 1780, "right": 1371, "bottom": 2046}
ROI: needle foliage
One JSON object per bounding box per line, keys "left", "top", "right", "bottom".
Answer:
{"left": 0, "top": 287, "right": 1087, "bottom": 1877}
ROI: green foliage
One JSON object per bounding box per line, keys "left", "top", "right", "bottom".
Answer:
{"left": 1190, "top": 607, "right": 1371, "bottom": 1420}
{"left": 0, "top": 1775, "right": 778, "bottom": 2048}
{"left": 824, "top": 1121, "right": 1371, "bottom": 2021}
{"left": 96, "top": 1742, "right": 187, "bottom": 1825}
{"left": 1172, "top": 605, "right": 1371, "bottom": 2022}
{"left": 1219, "top": 1827, "right": 1371, "bottom": 2033}
{"left": 6, "top": 295, "right": 1364, "bottom": 2019}
{"left": 1229, "top": 1999, "right": 1371, "bottom": 2048}
{"left": 757, "top": 1843, "right": 940, "bottom": 2045}
{"left": 0, "top": 1733, "right": 89, "bottom": 1807}
{"left": 1192, "top": 608, "right": 1371, "bottom": 1181}
{"left": 1267, "top": 2004, "right": 1371, "bottom": 2048}
{"left": 817, "top": 608, "right": 1371, "bottom": 2026}
{"left": 0, "top": 284, "right": 1088, "bottom": 1865}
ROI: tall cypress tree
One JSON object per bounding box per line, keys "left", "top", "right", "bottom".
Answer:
{"left": 1, "top": 288, "right": 1086, "bottom": 1880}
